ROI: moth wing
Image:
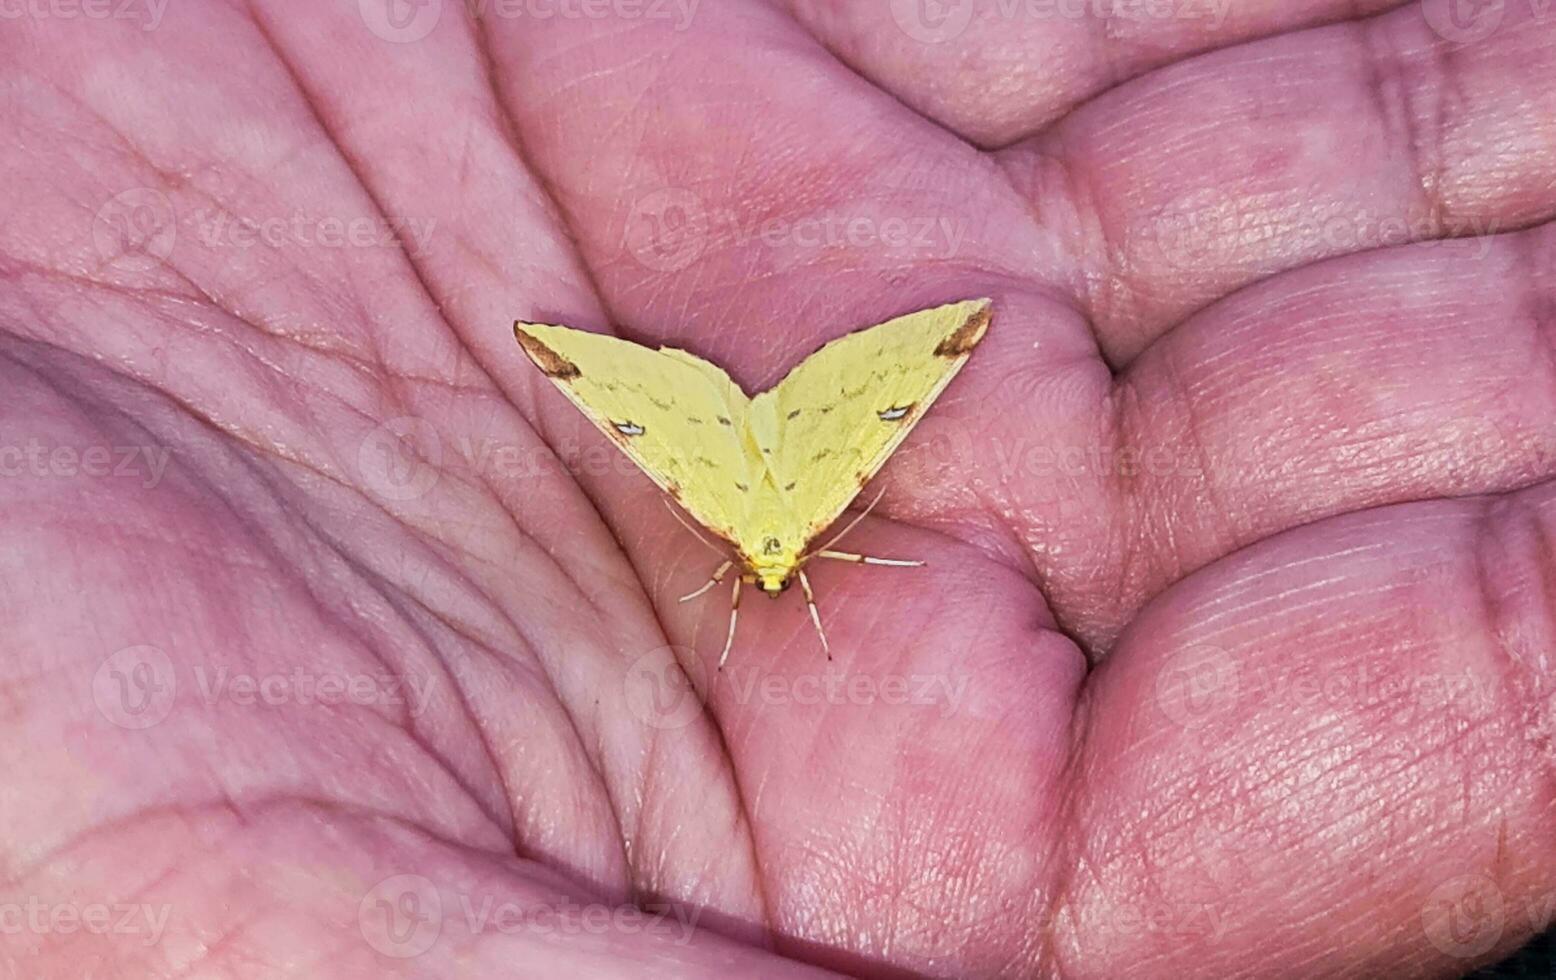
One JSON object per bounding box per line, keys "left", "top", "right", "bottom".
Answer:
{"left": 514, "top": 321, "right": 758, "bottom": 545}
{"left": 755, "top": 298, "right": 991, "bottom": 546}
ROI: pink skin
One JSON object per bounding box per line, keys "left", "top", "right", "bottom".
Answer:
{"left": 1, "top": 1, "right": 1553, "bottom": 977}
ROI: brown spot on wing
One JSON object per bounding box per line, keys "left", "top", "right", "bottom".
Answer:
{"left": 933, "top": 305, "right": 991, "bottom": 358}
{"left": 514, "top": 325, "right": 582, "bottom": 378}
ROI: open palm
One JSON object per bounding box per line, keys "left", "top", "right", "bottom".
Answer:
{"left": 4, "top": 1, "right": 1553, "bottom": 977}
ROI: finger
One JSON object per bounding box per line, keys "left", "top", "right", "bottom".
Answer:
{"left": 785, "top": 0, "right": 1398, "bottom": 146}
{"left": 1069, "top": 220, "right": 1556, "bottom": 646}
{"left": 1060, "top": 480, "right": 1556, "bottom": 976}
{"left": 995, "top": 1, "right": 1556, "bottom": 363}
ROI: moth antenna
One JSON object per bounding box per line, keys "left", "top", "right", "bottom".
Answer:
{"left": 663, "top": 497, "right": 724, "bottom": 556}
{"left": 806, "top": 485, "right": 888, "bottom": 559}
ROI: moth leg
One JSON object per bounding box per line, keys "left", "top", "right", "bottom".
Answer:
{"left": 679, "top": 559, "right": 733, "bottom": 603}
{"left": 797, "top": 569, "right": 830, "bottom": 660}
{"left": 816, "top": 549, "right": 924, "bottom": 568}
{"left": 718, "top": 576, "right": 742, "bottom": 670}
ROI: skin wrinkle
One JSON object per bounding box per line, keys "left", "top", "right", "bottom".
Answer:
{"left": 6, "top": 273, "right": 568, "bottom": 871}
{"left": 1035, "top": 679, "right": 1100, "bottom": 980}
{"left": 290, "top": 513, "right": 533, "bottom": 837}
{"left": 1515, "top": 234, "right": 1556, "bottom": 414}
{"left": 1356, "top": 22, "right": 1438, "bottom": 225}
{"left": 1475, "top": 496, "right": 1556, "bottom": 810}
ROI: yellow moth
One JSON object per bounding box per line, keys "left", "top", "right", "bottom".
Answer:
{"left": 514, "top": 298, "right": 991, "bottom": 667}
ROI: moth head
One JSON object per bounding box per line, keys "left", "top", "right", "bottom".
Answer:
{"left": 757, "top": 571, "right": 793, "bottom": 597}
{"left": 746, "top": 535, "right": 800, "bottom": 597}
